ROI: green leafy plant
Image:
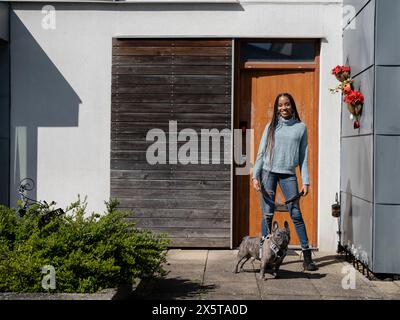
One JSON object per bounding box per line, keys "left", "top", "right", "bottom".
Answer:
{"left": 0, "top": 196, "right": 169, "bottom": 293}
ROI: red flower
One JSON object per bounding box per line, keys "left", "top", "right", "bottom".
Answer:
{"left": 331, "top": 65, "right": 351, "bottom": 75}
{"left": 344, "top": 90, "right": 364, "bottom": 105}
{"left": 331, "top": 65, "right": 342, "bottom": 75}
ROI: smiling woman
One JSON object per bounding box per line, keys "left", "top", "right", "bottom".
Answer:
{"left": 252, "top": 92, "right": 317, "bottom": 271}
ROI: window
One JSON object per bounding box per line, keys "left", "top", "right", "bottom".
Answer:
{"left": 240, "top": 41, "right": 316, "bottom": 63}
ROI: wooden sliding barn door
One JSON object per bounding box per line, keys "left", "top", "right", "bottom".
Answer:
{"left": 111, "top": 39, "right": 232, "bottom": 247}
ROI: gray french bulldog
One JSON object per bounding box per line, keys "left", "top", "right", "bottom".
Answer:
{"left": 233, "top": 221, "right": 290, "bottom": 280}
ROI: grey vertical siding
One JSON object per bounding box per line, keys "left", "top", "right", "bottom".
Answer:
{"left": 111, "top": 39, "right": 232, "bottom": 248}
{"left": 0, "top": 2, "right": 8, "bottom": 42}
{"left": 341, "top": 0, "right": 375, "bottom": 270}
{"left": 342, "top": 0, "right": 400, "bottom": 274}
{"left": 0, "top": 3, "right": 9, "bottom": 206}
{"left": 0, "top": 38, "right": 9, "bottom": 206}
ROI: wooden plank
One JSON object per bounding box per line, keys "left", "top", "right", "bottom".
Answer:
{"left": 111, "top": 93, "right": 172, "bottom": 103}
{"left": 128, "top": 217, "right": 230, "bottom": 228}
{"left": 166, "top": 237, "right": 230, "bottom": 248}
{"left": 111, "top": 149, "right": 231, "bottom": 163}
{"left": 112, "top": 93, "right": 230, "bottom": 104}
{"left": 112, "top": 113, "right": 230, "bottom": 123}
{"left": 172, "top": 84, "right": 230, "bottom": 94}
{"left": 116, "top": 208, "right": 230, "bottom": 219}
{"left": 113, "top": 55, "right": 172, "bottom": 65}
{"left": 117, "top": 198, "right": 230, "bottom": 210}
{"left": 111, "top": 160, "right": 231, "bottom": 171}
{"left": 113, "top": 74, "right": 172, "bottom": 85}
{"left": 111, "top": 179, "right": 230, "bottom": 190}
{"left": 111, "top": 122, "right": 230, "bottom": 132}
{"left": 173, "top": 75, "right": 230, "bottom": 85}
{"left": 114, "top": 47, "right": 173, "bottom": 56}
{"left": 111, "top": 140, "right": 231, "bottom": 151}
{"left": 111, "top": 169, "right": 230, "bottom": 180}
{"left": 112, "top": 103, "right": 230, "bottom": 114}
{"left": 113, "top": 55, "right": 230, "bottom": 66}
{"left": 112, "top": 65, "right": 172, "bottom": 75}
{"left": 113, "top": 65, "right": 230, "bottom": 76}
{"left": 113, "top": 74, "right": 229, "bottom": 85}
{"left": 111, "top": 131, "right": 231, "bottom": 141}
{"left": 142, "top": 227, "right": 230, "bottom": 238}
{"left": 113, "top": 39, "right": 174, "bottom": 47}
{"left": 113, "top": 39, "right": 231, "bottom": 47}
{"left": 111, "top": 188, "right": 230, "bottom": 200}
{"left": 112, "top": 84, "right": 230, "bottom": 95}
{"left": 113, "top": 47, "right": 230, "bottom": 56}
{"left": 112, "top": 85, "right": 171, "bottom": 94}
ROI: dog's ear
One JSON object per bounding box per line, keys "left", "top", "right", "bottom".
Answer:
{"left": 284, "top": 220, "right": 290, "bottom": 237}
{"left": 284, "top": 221, "right": 289, "bottom": 230}
{"left": 272, "top": 221, "right": 279, "bottom": 232}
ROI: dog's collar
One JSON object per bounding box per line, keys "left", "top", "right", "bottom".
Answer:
{"left": 267, "top": 235, "right": 287, "bottom": 260}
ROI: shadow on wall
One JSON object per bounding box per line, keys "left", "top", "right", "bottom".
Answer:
{"left": 10, "top": 12, "right": 81, "bottom": 206}
{"left": 342, "top": 180, "right": 354, "bottom": 248}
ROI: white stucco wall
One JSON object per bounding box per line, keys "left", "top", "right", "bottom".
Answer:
{"left": 10, "top": 0, "right": 343, "bottom": 252}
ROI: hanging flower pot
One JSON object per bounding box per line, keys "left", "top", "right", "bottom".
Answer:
{"left": 346, "top": 102, "right": 356, "bottom": 115}
{"left": 330, "top": 65, "right": 365, "bottom": 129}
{"left": 346, "top": 102, "right": 363, "bottom": 116}
{"left": 332, "top": 65, "right": 351, "bottom": 82}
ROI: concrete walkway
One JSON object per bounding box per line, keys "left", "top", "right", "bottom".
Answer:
{"left": 133, "top": 249, "right": 400, "bottom": 300}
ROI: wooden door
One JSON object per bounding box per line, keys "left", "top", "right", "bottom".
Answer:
{"left": 234, "top": 69, "right": 318, "bottom": 247}
{"left": 111, "top": 39, "right": 232, "bottom": 248}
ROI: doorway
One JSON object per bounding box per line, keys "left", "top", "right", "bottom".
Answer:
{"left": 233, "top": 39, "right": 320, "bottom": 248}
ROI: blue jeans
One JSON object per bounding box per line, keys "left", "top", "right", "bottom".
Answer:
{"left": 260, "top": 169, "right": 310, "bottom": 250}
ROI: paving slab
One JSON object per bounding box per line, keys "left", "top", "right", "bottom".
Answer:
{"left": 167, "top": 249, "right": 208, "bottom": 262}
{"left": 308, "top": 273, "right": 383, "bottom": 299}
{"left": 201, "top": 280, "right": 260, "bottom": 297}
{"left": 259, "top": 276, "right": 322, "bottom": 297}
{"left": 262, "top": 294, "right": 322, "bottom": 300}
{"left": 200, "top": 294, "right": 261, "bottom": 300}
{"left": 370, "top": 281, "right": 400, "bottom": 299}
{"left": 131, "top": 250, "right": 400, "bottom": 300}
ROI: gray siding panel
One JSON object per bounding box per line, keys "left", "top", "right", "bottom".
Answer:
{"left": 0, "top": 3, "right": 8, "bottom": 42}
{"left": 375, "top": 0, "right": 400, "bottom": 65}
{"left": 341, "top": 67, "right": 374, "bottom": 136}
{"left": 375, "top": 67, "right": 400, "bottom": 135}
{"left": 0, "top": 40, "right": 9, "bottom": 206}
{"left": 343, "top": 0, "right": 375, "bottom": 76}
{"left": 375, "top": 135, "right": 400, "bottom": 204}
{"left": 342, "top": 0, "right": 400, "bottom": 274}
{"left": 373, "top": 204, "right": 400, "bottom": 273}
{"left": 341, "top": 135, "right": 373, "bottom": 202}
{"left": 0, "top": 139, "right": 9, "bottom": 206}
{"left": 343, "top": 0, "right": 371, "bottom": 24}
{"left": 341, "top": 191, "right": 373, "bottom": 268}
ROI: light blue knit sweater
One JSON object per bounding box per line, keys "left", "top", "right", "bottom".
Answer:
{"left": 252, "top": 116, "right": 310, "bottom": 185}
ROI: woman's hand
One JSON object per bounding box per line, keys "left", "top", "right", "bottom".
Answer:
{"left": 301, "top": 185, "right": 309, "bottom": 196}
{"left": 252, "top": 178, "right": 261, "bottom": 191}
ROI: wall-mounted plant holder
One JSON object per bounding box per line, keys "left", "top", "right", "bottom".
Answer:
{"left": 331, "top": 192, "right": 341, "bottom": 218}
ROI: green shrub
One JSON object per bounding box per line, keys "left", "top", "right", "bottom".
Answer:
{"left": 0, "top": 197, "right": 169, "bottom": 293}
